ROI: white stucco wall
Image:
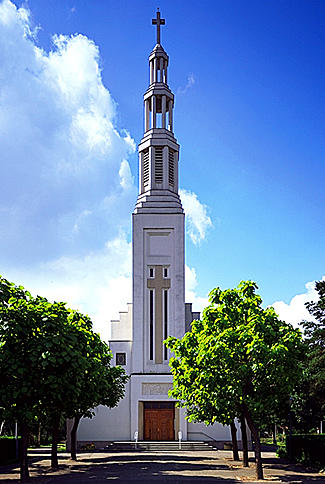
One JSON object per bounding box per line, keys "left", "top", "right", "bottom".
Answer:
{"left": 77, "top": 340, "right": 132, "bottom": 443}
{"left": 187, "top": 420, "right": 241, "bottom": 442}
{"left": 77, "top": 401, "right": 129, "bottom": 442}
{"left": 111, "top": 303, "right": 132, "bottom": 341}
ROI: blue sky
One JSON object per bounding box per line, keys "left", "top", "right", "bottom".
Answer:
{"left": 1, "top": 0, "right": 324, "bottom": 338}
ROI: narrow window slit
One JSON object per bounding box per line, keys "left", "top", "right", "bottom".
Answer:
{"left": 164, "top": 289, "right": 168, "bottom": 360}
{"left": 149, "top": 289, "right": 154, "bottom": 360}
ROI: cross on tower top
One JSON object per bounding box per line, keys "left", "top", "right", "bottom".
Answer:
{"left": 152, "top": 9, "right": 165, "bottom": 45}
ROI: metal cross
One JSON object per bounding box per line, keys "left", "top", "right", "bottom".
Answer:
{"left": 152, "top": 9, "right": 165, "bottom": 45}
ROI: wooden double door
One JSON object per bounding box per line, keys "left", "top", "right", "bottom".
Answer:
{"left": 144, "top": 402, "right": 175, "bottom": 441}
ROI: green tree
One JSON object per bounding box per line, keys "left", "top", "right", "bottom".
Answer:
{"left": 0, "top": 276, "right": 45, "bottom": 481}
{"left": 33, "top": 297, "right": 81, "bottom": 468}
{"left": 166, "top": 281, "right": 303, "bottom": 480}
{"left": 0, "top": 276, "right": 128, "bottom": 479}
{"left": 298, "top": 280, "right": 325, "bottom": 431}
{"left": 66, "top": 310, "right": 128, "bottom": 460}
{"left": 28, "top": 302, "right": 127, "bottom": 468}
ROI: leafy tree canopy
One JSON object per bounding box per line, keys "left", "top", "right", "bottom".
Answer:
{"left": 299, "top": 280, "right": 325, "bottom": 424}
{"left": 0, "top": 275, "right": 127, "bottom": 426}
{"left": 166, "top": 281, "right": 304, "bottom": 480}
{"left": 303, "top": 280, "right": 325, "bottom": 403}
{"left": 167, "top": 280, "right": 303, "bottom": 428}
{"left": 0, "top": 275, "right": 128, "bottom": 476}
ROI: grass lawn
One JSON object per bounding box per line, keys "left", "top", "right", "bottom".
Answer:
{"left": 28, "top": 442, "right": 66, "bottom": 452}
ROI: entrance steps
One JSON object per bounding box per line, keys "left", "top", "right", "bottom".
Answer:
{"left": 106, "top": 440, "right": 218, "bottom": 452}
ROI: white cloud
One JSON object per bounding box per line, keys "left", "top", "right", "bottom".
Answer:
{"left": 185, "top": 265, "right": 208, "bottom": 315}
{"left": 6, "top": 232, "right": 132, "bottom": 341}
{"left": 0, "top": 0, "right": 136, "bottom": 264}
{"left": 271, "top": 277, "right": 324, "bottom": 327}
{"left": 0, "top": 0, "right": 137, "bottom": 338}
{"left": 119, "top": 160, "right": 134, "bottom": 190}
{"left": 177, "top": 73, "right": 195, "bottom": 95}
{"left": 180, "top": 189, "right": 212, "bottom": 244}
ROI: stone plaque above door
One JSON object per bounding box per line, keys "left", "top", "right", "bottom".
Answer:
{"left": 142, "top": 383, "right": 172, "bottom": 395}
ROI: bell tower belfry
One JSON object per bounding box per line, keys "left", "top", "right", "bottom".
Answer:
{"left": 136, "top": 10, "right": 182, "bottom": 208}
{"left": 132, "top": 10, "right": 185, "bottom": 373}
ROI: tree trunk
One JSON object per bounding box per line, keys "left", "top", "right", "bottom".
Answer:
{"left": 20, "top": 422, "right": 30, "bottom": 482}
{"left": 230, "top": 420, "right": 240, "bottom": 461}
{"left": 242, "top": 404, "right": 263, "bottom": 480}
{"left": 51, "top": 417, "right": 60, "bottom": 469}
{"left": 272, "top": 424, "right": 277, "bottom": 445}
{"left": 240, "top": 413, "right": 249, "bottom": 467}
{"left": 70, "top": 415, "right": 81, "bottom": 461}
{"left": 37, "top": 423, "right": 41, "bottom": 447}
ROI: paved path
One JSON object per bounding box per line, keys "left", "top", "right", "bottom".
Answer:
{"left": 0, "top": 448, "right": 324, "bottom": 483}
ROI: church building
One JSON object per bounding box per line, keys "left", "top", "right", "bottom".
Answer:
{"left": 77, "top": 11, "right": 239, "bottom": 446}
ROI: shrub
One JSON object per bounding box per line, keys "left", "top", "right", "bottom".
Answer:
{"left": 0, "top": 437, "right": 21, "bottom": 464}
{"left": 286, "top": 434, "right": 325, "bottom": 470}
{"left": 276, "top": 441, "right": 287, "bottom": 458}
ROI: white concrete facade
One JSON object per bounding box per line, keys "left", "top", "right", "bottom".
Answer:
{"left": 77, "top": 11, "right": 241, "bottom": 447}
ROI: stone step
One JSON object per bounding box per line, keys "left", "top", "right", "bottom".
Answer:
{"left": 105, "top": 441, "right": 218, "bottom": 452}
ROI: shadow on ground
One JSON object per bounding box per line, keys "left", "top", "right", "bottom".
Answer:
{"left": 0, "top": 451, "right": 240, "bottom": 483}
{"left": 1, "top": 450, "right": 324, "bottom": 483}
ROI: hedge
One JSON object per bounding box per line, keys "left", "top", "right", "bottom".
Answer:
{"left": 0, "top": 437, "right": 21, "bottom": 464}
{"left": 286, "top": 434, "right": 325, "bottom": 470}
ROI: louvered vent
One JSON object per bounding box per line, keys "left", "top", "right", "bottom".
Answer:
{"left": 168, "top": 148, "right": 174, "bottom": 187}
{"left": 155, "top": 147, "right": 163, "bottom": 184}
{"left": 142, "top": 149, "right": 149, "bottom": 188}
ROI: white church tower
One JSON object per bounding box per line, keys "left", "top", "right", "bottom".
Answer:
{"left": 77, "top": 10, "right": 236, "bottom": 446}
{"left": 132, "top": 9, "right": 185, "bottom": 373}
{"left": 129, "top": 9, "right": 189, "bottom": 441}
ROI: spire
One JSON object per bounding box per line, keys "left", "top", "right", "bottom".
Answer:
{"left": 134, "top": 11, "right": 183, "bottom": 214}
{"left": 145, "top": 9, "right": 172, "bottom": 131}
